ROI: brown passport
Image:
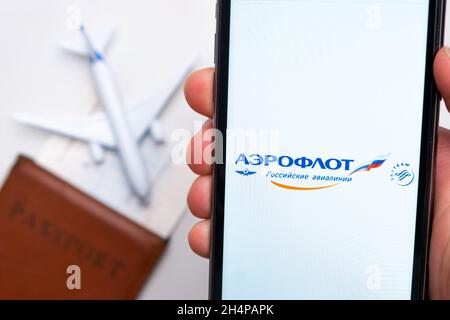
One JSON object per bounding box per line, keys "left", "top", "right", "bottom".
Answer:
{"left": 0, "top": 156, "right": 165, "bottom": 299}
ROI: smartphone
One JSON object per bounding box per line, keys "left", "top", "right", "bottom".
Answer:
{"left": 211, "top": 0, "right": 446, "bottom": 299}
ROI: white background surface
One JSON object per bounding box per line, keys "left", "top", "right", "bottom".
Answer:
{"left": 0, "top": 0, "right": 449, "bottom": 299}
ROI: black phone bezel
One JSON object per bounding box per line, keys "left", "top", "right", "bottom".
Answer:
{"left": 210, "top": 0, "right": 446, "bottom": 300}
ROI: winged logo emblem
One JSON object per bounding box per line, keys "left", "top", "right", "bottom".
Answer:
{"left": 235, "top": 168, "right": 257, "bottom": 176}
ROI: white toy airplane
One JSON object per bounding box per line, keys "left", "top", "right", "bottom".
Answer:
{"left": 12, "top": 25, "right": 194, "bottom": 205}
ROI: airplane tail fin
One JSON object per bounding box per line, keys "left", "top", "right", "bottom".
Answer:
{"left": 60, "top": 25, "right": 116, "bottom": 58}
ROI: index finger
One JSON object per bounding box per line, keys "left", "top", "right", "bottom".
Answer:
{"left": 184, "top": 68, "right": 215, "bottom": 119}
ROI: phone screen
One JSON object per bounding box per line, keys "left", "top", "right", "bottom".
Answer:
{"left": 222, "top": 0, "right": 431, "bottom": 299}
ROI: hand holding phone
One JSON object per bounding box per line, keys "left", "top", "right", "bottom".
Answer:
{"left": 187, "top": 0, "right": 448, "bottom": 297}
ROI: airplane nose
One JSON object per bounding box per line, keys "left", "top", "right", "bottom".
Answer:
{"left": 137, "top": 196, "right": 150, "bottom": 207}
{"left": 135, "top": 185, "right": 151, "bottom": 206}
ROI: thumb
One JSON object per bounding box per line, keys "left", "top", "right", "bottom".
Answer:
{"left": 433, "top": 47, "right": 450, "bottom": 216}
{"left": 434, "top": 47, "right": 450, "bottom": 108}
{"left": 429, "top": 48, "right": 450, "bottom": 299}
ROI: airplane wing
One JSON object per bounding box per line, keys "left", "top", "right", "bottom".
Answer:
{"left": 12, "top": 112, "right": 116, "bottom": 148}
{"left": 128, "top": 60, "right": 194, "bottom": 141}
{"left": 12, "top": 60, "right": 195, "bottom": 147}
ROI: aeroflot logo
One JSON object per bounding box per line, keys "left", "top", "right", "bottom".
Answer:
{"left": 234, "top": 153, "right": 389, "bottom": 190}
